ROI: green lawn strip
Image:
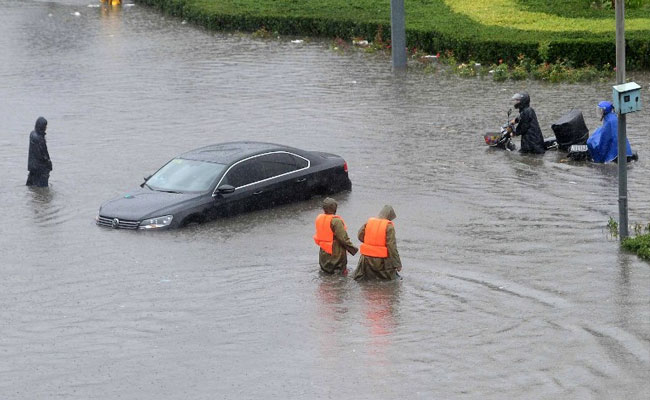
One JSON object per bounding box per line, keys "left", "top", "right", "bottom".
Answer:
{"left": 517, "top": 0, "right": 650, "bottom": 19}
{"left": 622, "top": 233, "right": 650, "bottom": 260}
{"left": 136, "top": 0, "right": 650, "bottom": 68}
{"left": 443, "top": 0, "right": 650, "bottom": 32}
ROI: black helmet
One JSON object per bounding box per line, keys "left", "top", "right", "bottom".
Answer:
{"left": 511, "top": 92, "right": 530, "bottom": 110}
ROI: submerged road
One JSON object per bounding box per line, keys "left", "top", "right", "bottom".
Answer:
{"left": 1, "top": 1, "right": 649, "bottom": 398}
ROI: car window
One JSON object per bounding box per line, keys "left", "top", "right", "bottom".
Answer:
{"left": 146, "top": 159, "right": 226, "bottom": 193}
{"left": 290, "top": 153, "right": 309, "bottom": 169}
{"left": 224, "top": 159, "right": 263, "bottom": 188}
{"left": 257, "top": 153, "right": 299, "bottom": 180}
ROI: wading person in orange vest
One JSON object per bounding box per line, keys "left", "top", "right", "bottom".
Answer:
{"left": 352, "top": 205, "right": 402, "bottom": 281}
{"left": 313, "top": 197, "right": 358, "bottom": 275}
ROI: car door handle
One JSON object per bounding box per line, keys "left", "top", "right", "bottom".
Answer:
{"left": 253, "top": 190, "right": 264, "bottom": 195}
{"left": 295, "top": 178, "right": 307, "bottom": 183}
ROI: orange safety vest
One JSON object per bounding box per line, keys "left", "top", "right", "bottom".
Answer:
{"left": 313, "top": 214, "right": 346, "bottom": 254}
{"left": 360, "top": 218, "right": 393, "bottom": 258}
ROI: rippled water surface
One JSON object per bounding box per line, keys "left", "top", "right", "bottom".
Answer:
{"left": 1, "top": 1, "right": 649, "bottom": 399}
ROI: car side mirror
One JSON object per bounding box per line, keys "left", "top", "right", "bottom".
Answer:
{"left": 215, "top": 184, "right": 235, "bottom": 196}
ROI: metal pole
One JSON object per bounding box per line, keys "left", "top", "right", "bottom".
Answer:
{"left": 616, "top": 0, "right": 628, "bottom": 239}
{"left": 390, "top": 0, "right": 407, "bottom": 69}
{"left": 618, "top": 114, "right": 628, "bottom": 238}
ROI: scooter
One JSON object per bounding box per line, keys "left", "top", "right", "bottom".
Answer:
{"left": 484, "top": 108, "right": 639, "bottom": 162}
{"left": 483, "top": 109, "right": 516, "bottom": 151}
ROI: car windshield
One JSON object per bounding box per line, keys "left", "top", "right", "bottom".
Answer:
{"left": 146, "top": 158, "right": 226, "bottom": 193}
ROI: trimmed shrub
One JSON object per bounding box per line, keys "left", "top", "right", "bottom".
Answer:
{"left": 135, "top": 0, "right": 650, "bottom": 69}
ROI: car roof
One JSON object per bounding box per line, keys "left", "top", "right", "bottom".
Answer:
{"left": 178, "top": 141, "right": 306, "bottom": 164}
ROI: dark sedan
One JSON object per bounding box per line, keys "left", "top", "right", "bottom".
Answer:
{"left": 96, "top": 141, "right": 351, "bottom": 229}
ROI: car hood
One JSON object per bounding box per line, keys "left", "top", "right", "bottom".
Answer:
{"left": 99, "top": 188, "right": 203, "bottom": 221}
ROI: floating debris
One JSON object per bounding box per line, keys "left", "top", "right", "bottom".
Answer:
{"left": 72, "top": 11, "right": 81, "bottom": 16}
{"left": 291, "top": 39, "right": 304, "bottom": 44}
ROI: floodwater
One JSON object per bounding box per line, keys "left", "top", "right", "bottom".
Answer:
{"left": 1, "top": 1, "right": 649, "bottom": 399}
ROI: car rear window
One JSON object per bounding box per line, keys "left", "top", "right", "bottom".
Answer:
{"left": 257, "top": 153, "right": 299, "bottom": 179}
{"left": 223, "top": 152, "right": 310, "bottom": 188}
{"left": 291, "top": 153, "right": 309, "bottom": 169}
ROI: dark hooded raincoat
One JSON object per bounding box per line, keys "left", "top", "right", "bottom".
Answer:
{"left": 352, "top": 205, "right": 402, "bottom": 281}
{"left": 318, "top": 198, "right": 358, "bottom": 274}
{"left": 514, "top": 95, "right": 545, "bottom": 154}
{"left": 26, "top": 117, "right": 52, "bottom": 187}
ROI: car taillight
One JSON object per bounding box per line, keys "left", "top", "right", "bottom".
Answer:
{"left": 343, "top": 161, "right": 348, "bottom": 173}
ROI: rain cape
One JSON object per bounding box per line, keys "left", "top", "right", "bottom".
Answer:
{"left": 587, "top": 112, "right": 633, "bottom": 163}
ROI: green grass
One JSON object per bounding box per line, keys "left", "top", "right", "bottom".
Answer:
{"left": 622, "top": 233, "right": 650, "bottom": 261}
{"left": 136, "top": 0, "right": 650, "bottom": 69}
{"left": 518, "top": 0, "right": 650, "bottom": 18}
{"left": 443, "top": 0, "right": 650, "bottom": 32}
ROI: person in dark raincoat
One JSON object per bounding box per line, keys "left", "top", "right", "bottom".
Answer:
{"left": 313, "top": 197, "right": 358, "bottom": 275}
{"left": 352, "top": 205, "right": 402, "bottom": 281}
{"left": 26, "top": 117, "right": 53, "bottom": 187}
{"left": 509, "top": 92, "right": 545, "bottom": 154}
{"left": 587, "top": 100, "right": 633, "bottom": 163}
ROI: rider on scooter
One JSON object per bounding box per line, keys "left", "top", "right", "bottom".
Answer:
{"left": 508, "top": 92, "right": 546, "bottom": 154}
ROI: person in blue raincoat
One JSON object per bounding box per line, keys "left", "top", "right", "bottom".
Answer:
{"left": 587, "top": 101, "right": 633, "bottom": 163}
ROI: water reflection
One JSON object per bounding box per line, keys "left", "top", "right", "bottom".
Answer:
{"left": 26, "top": 185, "right": 71, "bottom": 229}
{"left": 615, "top": 253, "right": 632, "bottom": 330}
{"left": 313, "top": 274, "right": 350, "bottom": 383}
{"left": 27, "top": 185, "right": 54, "bottom": 216}
{"left": 360, "top": 281, "right": 401, "bottom": 357}
{"left": 316, "top": 274, "right": 349, "bottom": 323}
{"left": 100, "top": 1, "right": 123, "bottom": 27}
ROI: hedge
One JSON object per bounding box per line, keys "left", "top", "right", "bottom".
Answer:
{"left": 135, "top": 0, "right": 650, "bottom": 69}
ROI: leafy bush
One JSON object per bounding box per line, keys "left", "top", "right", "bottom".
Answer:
{"left": 492, "top": 63, "right": 509, "bottom": 81}
{"left": 572, "top": 65, "right": 600, "bottom": 82}
{"left": 252, "top": 26, "right": 273, "bottom": 39}
{"left": 608, "top": 217, "right": 650, "bottom": 261}
{"left": 531, "top": 63, "right": 549, "bottom": 80}
{"left": 622, "top": 234, "right": 650, "bottom": 260}
{"left": 456, "top": 63, "right": 477, "bottom": 77}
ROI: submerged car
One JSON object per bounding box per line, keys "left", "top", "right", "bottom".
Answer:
{"left": 97, "top": 141, "right": 351, "bottom": 229}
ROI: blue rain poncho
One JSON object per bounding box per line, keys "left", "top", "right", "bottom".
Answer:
{"left": 587, "top": 102, "right": 633, "bottom": 163}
